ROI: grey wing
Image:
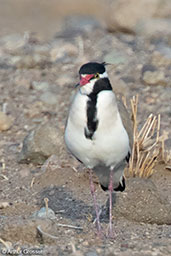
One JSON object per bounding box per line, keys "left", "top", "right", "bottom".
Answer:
{"left": 117, "top": 98, "right": 133, "bottom": 151}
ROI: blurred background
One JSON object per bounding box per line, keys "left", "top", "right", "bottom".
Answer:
{"left": 1, "top": 0, "right": 106, "bottom": 39}
{"left": 0, "top": 0, "right": 171, "bottom": 40}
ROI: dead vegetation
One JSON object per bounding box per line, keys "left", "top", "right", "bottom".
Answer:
{"left": 124, "top": 95, "right": 170, "bottom": 178}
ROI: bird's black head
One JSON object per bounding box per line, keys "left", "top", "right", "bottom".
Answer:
{"left": 79, "top": 62, "right": 106, "bottom": 75}
{"left": 78, "top": 62, "right": 111, "bottom": 95}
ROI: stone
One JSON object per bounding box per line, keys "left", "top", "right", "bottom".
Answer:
{"left": 1, "top": 34, "right": 26, "bottom": 54}
{"left": 105, "top": 0, "right": 161, "bottom": 33}
{"left": 0, "top": 111, "right": 13, "bottom": 131}
{"left": 18, "top": 122, "right": 62, "bottom": 164}
{"left": 151, "top": 47, "right": 171, "bottom": 68}
{"left": 10, "top": 54, "right": 50, "bottom": 69}
{"left": 86, "top": 252, "right": 98, "bottom": 256}
{"left": 105, "top": 0, "right": 171, "bottom": 36}
{"left": 32, "top": 207, "right": 55, "bottom": 219}
{"left": 104, "top": 49, "right": 128, "bottom": 65}
{"left": 135, "top": 18, "right": 171, "bottom": 40}
{"left": 40, "top": 91, "right": 59, "bottom": 105}
{"left": 24, "top": 101, "right": 44, "bottom": 118}
{"left": 142, "top": 70, "right": 167, "bottom": 86}
{"left": 56, "top": 75, "right": 73, "bottom": 87}
{"left": 50, "top": 43, "right": 77, "bottom": 62}
{"left": 31, "top": 81, "right": 50, "bottom": 91}
{"left": 112, "top": 178, "right": 171, "bottom": 224}
{"left": 0, "top": 202, "right": 11, "bottom": 209}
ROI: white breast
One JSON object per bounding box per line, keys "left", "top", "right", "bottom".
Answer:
{"left": 64, "top": 90, "right": 129, "bottom": 168}
{"left": 93, "top": 91, "right": 129, "bottom": 166}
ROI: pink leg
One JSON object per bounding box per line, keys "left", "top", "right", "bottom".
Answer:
{"left": 108, "top": 170, "right": 115, "bottom": 238}
{"left": 89, "top": 169, "right": 102, "bottom": 236}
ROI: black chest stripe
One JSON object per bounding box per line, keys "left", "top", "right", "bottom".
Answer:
{"left": 84, "top": 93, "right": 98, "bottom": 140}
{"left": 84, "top": 78, "right": 112, "bottom": 140}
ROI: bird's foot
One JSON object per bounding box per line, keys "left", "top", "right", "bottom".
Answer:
{"left": 106, "top": 224, "right": 116, "bottom": 239}
{"left": 94, "top": 213, "right": 103, "bottom": 239}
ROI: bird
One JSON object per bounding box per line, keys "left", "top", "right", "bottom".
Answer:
{"left": 64, "top": 62, "right": 133, "bottom": 237}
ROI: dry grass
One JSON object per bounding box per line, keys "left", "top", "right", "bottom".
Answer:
{"left": 125, "top": 95, "right": 163, "bottom": 178}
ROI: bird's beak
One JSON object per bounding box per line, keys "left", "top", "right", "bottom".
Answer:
{"left": 79, "top": 74, "right": 94, "bottom": 86}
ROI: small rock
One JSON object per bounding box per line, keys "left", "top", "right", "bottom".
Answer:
{"left": 151, "top": 48, "right": 171, "bottom": 68}
{"left": 50, "top": 43, "right": 77, "bottom": 62}
{"left": 19, "top": 168, "right": 30, "bottom": 178}
{"left": 18, "top": 121, "right": 62, "bottom": 164}
{"left": 112, "top": 178, "right": 171, "bottom": 224}
{"left": 31, "top": 81, "right": 49, "bottom": 91}
{"left": 141, "top": 64, "right": 157, "bottom": 74}
{"left": 86, "top": 251, "right": 98, "bottom": 256}
{"left": 104, "top": 49, "right": 128, "bottom": 65}
{"left": 135, "top": 18, "right": 171, "bottom": 39}
{"left": 0, "top": 111, "right": 13, "bottom": 131}
{"left": 142, "top": 70, "right": 167, "bottom": 86}
{"left": 56, "top": 75, "right": 73, "bottom": 87}
{"left": 1, "top": 34, "right": 26, "bottom": 54}
{"left": 25, "top": 101, "right": 44, "bottom": 118}
{"left": 10, "top": 54, "right": 50, "bottom": 69}
{"left": 33, "top": 45, "right": 50, "bottom": 57}
{"left": 40, "top": 91, "right": 59, "bottom": 105}
{"left": 32, "top": 207, "right": 55, "bottom": 219}
{"left": 0, "top": 202, "right": 11, "bottom": 209}
{"left": 82, "top": 240, "right": 89, "bottom": 246}
{"left": 105, "top": 0, "right": 161, "bottom": 33}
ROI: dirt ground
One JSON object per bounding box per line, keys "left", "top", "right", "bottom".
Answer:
{"left": 0, "top": 1, "right": 171, "bottom": 256}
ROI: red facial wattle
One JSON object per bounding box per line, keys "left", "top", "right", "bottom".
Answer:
{"left": 80, "top": 74, "right": 94, "bottom": 86}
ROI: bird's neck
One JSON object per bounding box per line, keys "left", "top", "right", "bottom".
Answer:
{"left": 88, "top": 78, "right": 112, "bottom": 98}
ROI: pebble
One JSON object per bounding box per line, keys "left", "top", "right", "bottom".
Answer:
{"left": 32, "top": 207, "right": 55, "bottom": 219}
{"left": 105, "top": 0, "right": 161, "bottom": 33}
{"left": 82, "top": 241, "right": 89, "bottom": 246}
{"left": 86, "top": 251, "right": 98, "bottom": 256}
{"left": 151, "top": 49, "right": 171, "bottom": 67}
{"left": 40, "top": 91, "right": 59, "bottom": 105}
{"left": 0, "top": 111, "right": 13, "bottom": 131}
{"left": 104, "top": 49, "right": 128, "bottom": 65}
{"left": 31, "top": 81, "right": 50, "bottom": 91}
{"left": 10, "top": 54, "right": 50, "bottom": 69}
{"left": 135, "top": 18, "right": 171, "bottom": 40}
{"left": 0, "top": 202, "right": 11, "bottom": 209}
{"left": 50, "top": 43, "right": 77, "bottom": 62}
{"left": 56, "top": 75, "right": 73, "bottom": 87}
{"left": 19, "top": 167, "right": 30, "bottom": 178}
{"left": 142, "top": 70, "right": 167, "bottom": 86}
{"left": 25, "top": 101, "right": 44, "bottom": 118}
{"left": 1, "top": 34, "right": 26, "bottom": 53}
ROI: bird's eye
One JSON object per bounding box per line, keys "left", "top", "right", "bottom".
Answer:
{"left": 94, "top": 73, "right": 100, "bottom": 79}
